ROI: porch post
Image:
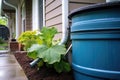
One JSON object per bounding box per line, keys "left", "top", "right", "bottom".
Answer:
{"left": 16, "top": 3, "right": 22, "bottom": 39}
{"left": 32, "top": 0, "right": 39, "bottom": 30}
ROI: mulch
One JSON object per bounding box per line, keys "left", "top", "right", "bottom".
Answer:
{"left": 14, "top": 51, "right": 74, "bottom": 80}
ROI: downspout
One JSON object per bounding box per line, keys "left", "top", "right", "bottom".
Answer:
{"left": 3, "top": 0, "right": 19, "bottom": 39}
{"left": 59, "top": 0, "right": 69, "bottom": 45}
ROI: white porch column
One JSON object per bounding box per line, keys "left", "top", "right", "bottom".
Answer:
{"left": 16, "top": 3, "right": 22, "bottom": 39}
{"left": 32, "top": 0, "right": 39, "bottom": 30}
{"left": 15, "top": 9, "right": 19, "bottom": 38}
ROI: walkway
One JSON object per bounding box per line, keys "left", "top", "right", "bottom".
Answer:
{"left": 0, "top": 50, "right": 28, "bottom": 80}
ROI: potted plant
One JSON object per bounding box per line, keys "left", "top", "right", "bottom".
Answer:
{"left": 9, "top": 32, "right": 19, "bottom": 51}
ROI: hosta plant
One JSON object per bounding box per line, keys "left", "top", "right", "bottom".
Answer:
{"left": 27, "top": 27, "right": 71, "bottom": 73}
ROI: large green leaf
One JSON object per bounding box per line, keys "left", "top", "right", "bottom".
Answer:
{"left": 27, "top": 51, "right": 37, "bottom": 59}
{"left": 27, "top": 44, "right": 47, "bottom": 59}
{"left": 40, "top": 27, "right": 58, "bottom": 47}
{"left": 54, "top": 60, "right": 71, "bottom": 73}
{"left": 38, "top": 45, "right": 66, "bottom": 64}
{"left": 27, "top": 44, "right": 44, "bottom": 52}
{"left": 28, "top": 44, "right": 66, "bottom": 64}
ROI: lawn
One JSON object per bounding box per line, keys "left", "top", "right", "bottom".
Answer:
{"left": 0, "top": 42, "right": 8, "bottom": 50}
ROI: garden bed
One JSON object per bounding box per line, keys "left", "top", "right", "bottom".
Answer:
{"left": 14, "top": 51, "right": 74, "bottom": 80}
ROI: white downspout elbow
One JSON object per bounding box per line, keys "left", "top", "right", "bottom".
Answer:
{"left": 59, "top": 0, "right": 69, "bottom": 45}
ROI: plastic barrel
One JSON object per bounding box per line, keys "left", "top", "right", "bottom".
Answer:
{"left": 69, "top": 2, "right": 120, "bottom": 80}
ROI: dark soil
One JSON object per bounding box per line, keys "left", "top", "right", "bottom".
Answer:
{"left": 14, "top": 51, "right": 74, "bottom": 80}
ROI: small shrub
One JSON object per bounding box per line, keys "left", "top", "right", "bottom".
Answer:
{"left": 18, "top": 30, "right": 42, "bottom": 50}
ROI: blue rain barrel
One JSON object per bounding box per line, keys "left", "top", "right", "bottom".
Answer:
{"left": 69, "top": 1, "right": 120, "bottom": 80}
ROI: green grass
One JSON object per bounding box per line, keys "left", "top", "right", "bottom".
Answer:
{"left": 0, "top": 43, "right": 8, "bottom": 50}
{"left": 0, "top": 43, "right": 8, "bottom": 46}
{"left": 0, "top": 47, "right": 5, "bottom": 50}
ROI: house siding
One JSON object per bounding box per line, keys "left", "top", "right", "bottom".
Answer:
{"left": 45, "top": 0, "right": 62, "bottom": 39}
{"left": 69, "top": 0, "right": 105, "bottom": 3}
{"left": 69, "top": 0, "right": 106, "bottom": 11}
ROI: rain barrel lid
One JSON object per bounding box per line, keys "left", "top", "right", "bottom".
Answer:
{"left": 69, "top": 1, "right": 120, "bottom": 19}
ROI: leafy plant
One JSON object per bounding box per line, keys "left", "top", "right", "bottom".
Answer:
{"left": 0, "top": 17, "right": 7, "bottom": 26}
{"left": 18, "top": 30, "right": 42, "bottom": 50}
{"left": 27, "top": 27, "right": 71, "bottom": 73}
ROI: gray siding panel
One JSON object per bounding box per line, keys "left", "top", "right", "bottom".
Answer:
{"left": 69, "top": 0, "right": 106, "bottom": 11}
{"left": 54, "top": 33, "right": 62, "bottom": 40}
{"left": 69, "top": 3, "right": 90, "bottom": 11}
{"left": 54, "top": 24, "right": 62, "bottom": 32}
{"left": 69, "top": 0, "right": 105, "bottom": 3}
{"left": 46, "top": 0, "right": 62, "bottom": 14}
{"left": 46, "top": 15, "right": 62, "bottom": 27}
{"left": 45, "top": 0, "right": 54, "bottom": 6}
{"left": 46, "top": 6, "right": 62, "bottom": 20}
{"left": 45, "top": 0, "right": 62, "bottom": 30}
